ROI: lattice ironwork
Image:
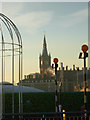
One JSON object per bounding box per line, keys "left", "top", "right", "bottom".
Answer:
{"left": 0, "top": 13, "right": 23, "bottom": 118}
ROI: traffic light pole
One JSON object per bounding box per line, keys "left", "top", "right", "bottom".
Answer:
{"left": 84, "top": 52, "right": 87, "bottom": 113}
{"left": 53, "top": 58, "right": 58, "bottom": 112}
{"left": 59, "top": 82, "right": 62, "bottom": 112}
{"left": 55, "top": 64, "right": 58, "bottom": 112}
{"left": 79, "top": 44, "right": 88, "bottom": 117}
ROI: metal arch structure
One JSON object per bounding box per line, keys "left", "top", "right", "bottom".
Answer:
{"left": 0, "top": 13, "right": 23, "bottom": 118}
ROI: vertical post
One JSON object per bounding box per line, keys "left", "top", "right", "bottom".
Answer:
{"left": 12, "top": 42, "right": 14, "bottom": 117}
{"left": 79, "top": 44, "right": 88, "bottom": 118}
{"left": 55, "top": 63, "right": 58, "bottom": 112}
{"left": 77, "top": 67, "right": 79, "bottom": 91}
{"left": 61, "top": 63, "right": 64, "bottom": 91}
{"left": 2, "top": 30, "right": 4, "bottom": 118}
{"left": 84, "top": 52, "right": 87, "bottom": 112}
{"left": 53, "top": 58, "right": 58, "bottom": 112}
{"left": 19, "top": 45, "right": 21, "bottom": 117}
{"left": 3, "top": 44, "right": 5, "bottom": 115}
{"left": 1, "top": 28, "right": 5, "bottom": 118}
{"left": 59, "top": 82, "right": 62, "bottom": 112}
{"left": 59, "top": 67, "right": 61, "bottom": 112}
{"left": 21, "top": 46, "right": 23, "bottom": 115}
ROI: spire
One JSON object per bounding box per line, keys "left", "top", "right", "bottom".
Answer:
{"left": 44, "top": 34, "right": 46, "bottom": 47}
{"left": 49, "top": 52, "right": 51, "bottom": 56}
{"left": 42, "top": 35, "right": 48, "bottom": 55}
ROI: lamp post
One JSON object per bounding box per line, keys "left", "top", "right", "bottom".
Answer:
{"left": 79, "top": 44, "right": 88, "bottom": 113}
{"left": 53, "top": 58, "right": 58, "bottom": 112}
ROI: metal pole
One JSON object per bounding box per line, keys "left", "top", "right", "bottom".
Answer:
{"left": 12, "top": 42, "right": 14, "bottom": 117}
{"left": 84, "top": 52, "right": 87, "bottom": 112}
{"left": 19, "top": 46, "right": 21, "bottom": 115}
{"left": 55, "top": 64, "right": 58, "bottom": 112}
{"left": 61, "top": 63, "right": 64, "bottom": 91}
{"left": 21, "top": 46, "right": 23, "bottom": 115}
{"left": 59, "top": 82, "right": 61, "bottom": 112}
{"left": 58, "top": 67, "right": 62, "bottom": 112}
{"left": 3, "top": 44, "right": 5, "bottom": 114}
{"left": 1, "top": 29, "right": 4, "bottom": 117}
{"left": 77, "top": 68, "right": 79, "bottom": 91}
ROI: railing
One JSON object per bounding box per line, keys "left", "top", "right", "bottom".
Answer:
{"left": 2, "top": 111, "right": 90, "bottom": 120}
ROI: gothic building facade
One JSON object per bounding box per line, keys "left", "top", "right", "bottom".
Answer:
{"left": 19, "top": 35, "right": 90, "bottom": 92}
{"left": 39, "top": 35, "right": 51, "bottom": 78}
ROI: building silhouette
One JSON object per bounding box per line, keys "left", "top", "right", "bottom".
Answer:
{"left": 39, "top": 35, "right": 51, "bottom": 79}
{"left": 19, "top": 35, "right": 90, "bottom": 92}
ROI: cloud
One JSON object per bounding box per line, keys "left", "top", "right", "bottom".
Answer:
{"left": 2, "top": 3, "right": 23, "bottom": 19}
{"left": 59, "top": 8, "right": 88, "bottom": 28}
{"left": 71, "top": 8, "right": 88, "bottom": 17}
{"left": 0, "top": 2, "right": 2, "bottom": 12}
{"left": 2, "top": 3, "right": 53, "bottom": 33}
{"left": 14, "top": 11, "right": 53, "bottom": 33}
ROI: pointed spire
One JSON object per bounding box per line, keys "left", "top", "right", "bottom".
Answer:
{"left": 42, "top": 34, "right": 48, "bottom": 56}
{"left": 43, "top": 34, "right": 46, "bottom": 47}
{"left": 49, "top": 52, "right": 51, "bottom": 57}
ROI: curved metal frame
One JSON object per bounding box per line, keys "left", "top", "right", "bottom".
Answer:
{"left": 0, "top": 13, "right": 23, "bottom": 117}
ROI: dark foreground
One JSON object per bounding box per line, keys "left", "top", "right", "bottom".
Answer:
{"left": 2, "top": 111, "right": 90, "bottom": 120}
{"left": 2, "top": 92, "right": 90, "bottom": 119}
{"left": 5, "top": 92, "right": 90, "bottom": 113}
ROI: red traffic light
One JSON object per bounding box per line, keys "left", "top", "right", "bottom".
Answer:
{"left": 81, "top": 44, "right": 88, "bottom": 53}
{"left": 53, "top": 58, "right": 58, "bottom": 64}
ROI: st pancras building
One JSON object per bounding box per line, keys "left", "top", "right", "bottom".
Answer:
{"left": 20, "top": 35, "right": 90, "bottom": 92}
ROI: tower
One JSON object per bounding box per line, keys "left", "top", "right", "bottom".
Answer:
{"left": 39, "top": 35, "right": 51, "bottom": 79}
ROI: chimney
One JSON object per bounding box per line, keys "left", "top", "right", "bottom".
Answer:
{"left": 66, "top": 66, "right": 68, "bottom": 70}
{"left": 73, "top": 65, "right": 75, "bottom": 71}
{"left": 61, "top": 62, "right": 64, "bottom": 70}
{"left": 61, "top": 62, "right": 63, "bottom": 68}
{"left": 24, "top": 75, "right": 27, "bottom": 79}
{"left": 77, "top": 67, "right": 79, "bottom": 71}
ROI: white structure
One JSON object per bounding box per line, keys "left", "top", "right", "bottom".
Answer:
{"left": 0, "top": 85, "right": 44, "bottom": 93}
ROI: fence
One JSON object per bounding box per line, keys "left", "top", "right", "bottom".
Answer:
{"left": 2, "top": 111, "right": 90, "bottom": 120}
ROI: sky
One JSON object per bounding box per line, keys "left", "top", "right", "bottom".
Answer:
{"left": 0, "top": 2, "right": 89, "bottom": 83}
{"left": 0, "top": 0, "right": 90, "bottom": 2}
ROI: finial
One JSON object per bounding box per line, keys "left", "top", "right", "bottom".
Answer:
{"left": 43, "top": 34, "right": 46, "bottom": 46}
{"left": 49, "top": 52, "right": 51, "bottom": 56}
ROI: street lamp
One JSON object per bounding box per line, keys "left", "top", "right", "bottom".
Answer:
{"left": 79, "top": 44, "right": 88, "bottom": 113}
{"left": 52, "top": 58, "right": 58, "bottom": 112}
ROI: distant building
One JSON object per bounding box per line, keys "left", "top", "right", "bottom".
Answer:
{"left": 18, "top": 35, "right": 90, "bottom": 92}
{"left": 24, "top": 73, "right": 40, "bottom": 80}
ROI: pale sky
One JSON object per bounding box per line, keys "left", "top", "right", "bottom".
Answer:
{"left": 0, "top": 0, "right": 90, "bottom": 2}
{"left": 0, "top": 2, "right": 88, "bottom": 83}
